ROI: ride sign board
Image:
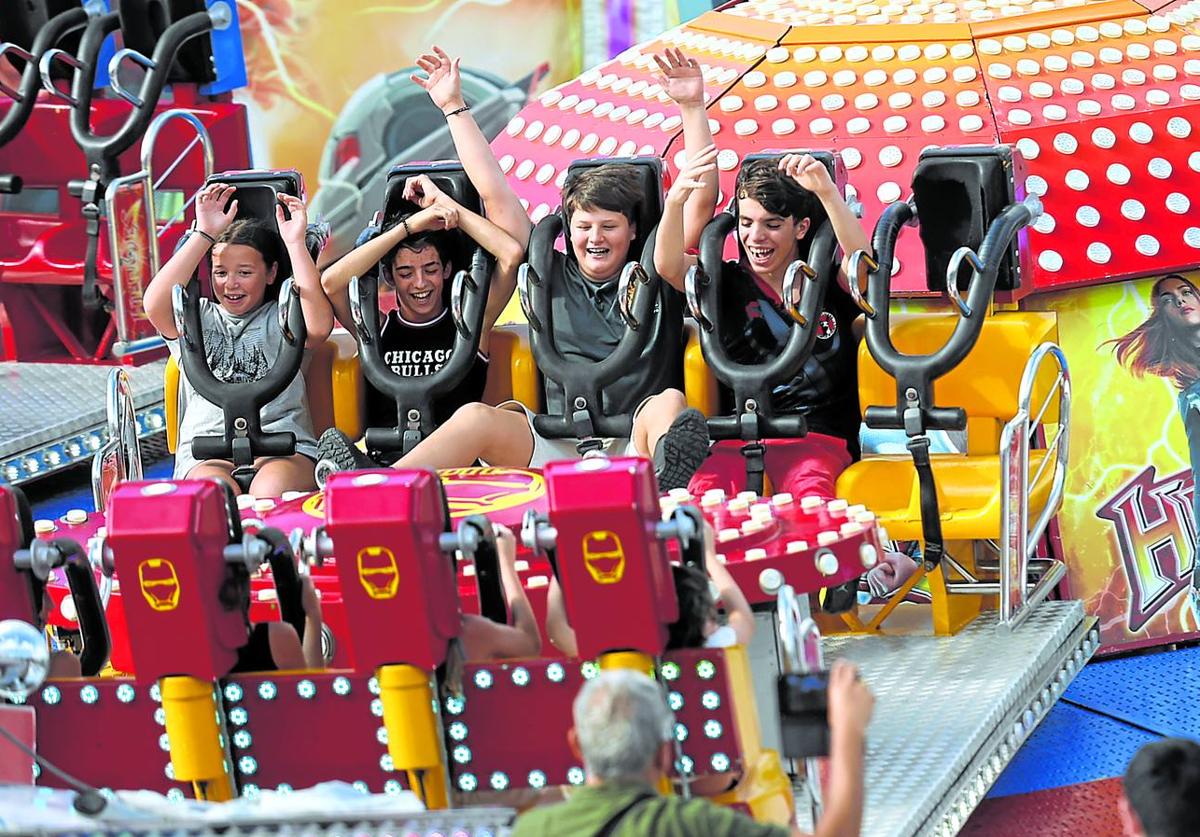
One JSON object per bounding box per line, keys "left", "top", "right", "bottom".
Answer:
{"left": 105, "top": 173, "right": 161, "bottom": 348}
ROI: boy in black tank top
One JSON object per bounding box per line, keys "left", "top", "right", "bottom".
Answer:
{"left": 318, "top": 174, "right": 524, "bottom": 467}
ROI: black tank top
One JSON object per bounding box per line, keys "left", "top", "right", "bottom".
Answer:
{"left": 717, "top": 262, "right": 861, "bottom": 457}
{"left": 366, "top": 309, "right": 490, "bottom": 429}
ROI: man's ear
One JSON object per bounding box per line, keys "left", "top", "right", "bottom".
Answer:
{"left": 1118, "top": 792, "right": 1145, "bottom": 837}
{"left": 656, "top": 741, "right": 673, "bottom": 774}
{"left": 568, "top": 727, "right": 584, "bottom": 763}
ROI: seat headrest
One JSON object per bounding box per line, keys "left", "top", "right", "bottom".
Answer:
{"left": 202, "top": 169, "right": 308, "bottom": 284}
{"left": 562, "top": 156, "right": 663, "bottom": 262}
{"left": 382, "top": 161, "right": 482, "bottom": 275}
{"left": 117, "top": 0, "right": 218, "bottom": 85}
{"left": 911, "top": 145, "right": 1025, "bottom": 293}
{"left": 0, "top": 0, "right": 78, "bottom": 50}
{"left": 734, "top": 150, "right": 846, "bottom": 213}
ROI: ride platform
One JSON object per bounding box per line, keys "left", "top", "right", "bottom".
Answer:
{"left": 0, "top": 361, "right": 167, "bottom": 486}
{"left": 783, "top": 600, "right": 1098, "bottom": 837}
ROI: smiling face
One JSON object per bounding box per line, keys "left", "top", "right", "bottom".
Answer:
{"left": 569, "top": 207, "right": 635, "bottom": 282}
{"left": 1157, "top": 276, "right": 1200, "bottom": 329}
{"left": 211, "top": 243, "right": 277, "bottom": 316}
{"left": 391, "top": 244, "right": 449, "bottom": 322}
{"left": 736, "top": 197, "right": 810, "bottom": 283}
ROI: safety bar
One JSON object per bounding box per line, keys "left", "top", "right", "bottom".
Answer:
{"left": 255, "top": 528, "right": 308, "bottom": 643}
{"left": 14, "top": 538, "right": 111, "bottom": 676}
{"left": 90, "top": 369, "right": 144, "bottom": 514}
{"left": 0, "top": 44, "right": 35, "bottom": 102}
{"left": 38, "top": 46, "right": 88, "bottom": 106}
{"left": 452, "top": 517, "right": 508, "bottom": 625}
{"left": 999, "top": 342, "right": 1071, "bottom": 628}
{"left": 175, "top": 278, "right": 307, "bottom": 467}
{"left": 525, "top": 213, "right": 661, "bottom": 441}
{"left": 691, "top": 210, "right": 836, "bottom": 442}
{"left": 859, "top": 195, "right": 1042, "bottom": 434}
{"left": 516, "top": 263, "right": 542, "bottom": 332}
{"left": 69, "top": 7, "right": 229, "bottom": 167}
{"left": 352, "top": 247, "right": 494, "bottom": 454}
{"left": 450, "top": 270, "right": 472, "bottom": 340}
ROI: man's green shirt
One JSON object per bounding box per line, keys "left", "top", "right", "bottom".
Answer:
{"left": 511, "top": 781, "right": 791, "bottom": 837}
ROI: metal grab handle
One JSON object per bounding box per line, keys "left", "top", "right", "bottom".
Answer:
{"left": 107, "top": 48, "right": 156, "bottom": 107}
{"left": 684, "top": 265, "right": 712, "bottom": 332}
{"left": 91, "top": 369, "right": 144, "bottom": 513}
{"left": 171, "top": 283, "right": 192, "bottom": 349}
{"left": 777, "top": 584, "right": 824, "bottom": 674}
{"left": 944, "top": 247, "right": 984, "bottom": 317}
{"left": 617, "top": 260, "right": 650, "bottom": 330}
{"left": 450, "top": 270, "right": 471, "bottom": 340}
{"left": 348, "top": 275, "right": 373, "bottom": 344}
{"left": 38, "top": 48, "right": 83, "bottom": 105}
{"left": 845, "top": 250, "right": 878, "bottom": 318}
{"left": 277, "top": 278, "right": 300, "bottom": 345}
{"left": 782, "top": 259, "right": 816, "bottom": 326}
{"left": 517, "top": 263, "right": 542, "bottom": 333}
{"left": 0, "top": 44, "right": 35, "bottom": 101}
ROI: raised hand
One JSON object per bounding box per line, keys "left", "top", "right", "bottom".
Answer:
{"left": 274, "top": 194, "right": 309, "bottom": 247}
{"left": 826, "top": 661, "right": 875, "bottom": 739}
{"left": 403, "top": 173, "right": 448, "bottom": 210}
{"left": 411, "top": 45, "right": 465, "bottom": 112}
{"left": 194, "top": 183, "right": 238, "bottom": 238}
{"left": 411, "top": 202, "right": 459, "bottom": 233}
{"left": 653, "top": 47, "right": 705, "bottom": 107}
{"left": 781, "top": 153, "right": 835, "bottom": 198}
{"left": 667, "top": 143, "right": 718, "bottom": 206}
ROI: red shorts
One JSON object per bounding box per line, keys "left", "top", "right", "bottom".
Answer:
{"left": 687, "top": 433, "right": 854, "bottom": 500}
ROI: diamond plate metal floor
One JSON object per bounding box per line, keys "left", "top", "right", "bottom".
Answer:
{"left": 1062, "top": 645, "right": 1200, "bottom": 739}
{"left": 964, "top": 778, "right": 1126, "bottom": 837}
{"left": 988, "top": 703, "right": 1158, "bottom": 798}
{"left": 0, "top": 361, "right": 166, "bottom": 485}
{"left": 821, "top": 601, "right": 1097, "bottom": 837}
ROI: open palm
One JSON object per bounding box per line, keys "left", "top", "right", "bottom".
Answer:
{"left": 654, "top": 47, "right": 705, "bottom": 106}
{"left": 412, "top": 46, "right": 463, "bottom": 111}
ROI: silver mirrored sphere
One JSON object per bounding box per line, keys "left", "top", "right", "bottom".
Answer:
{"left": 0, "top": 620, "right": 50, "bottom": 701}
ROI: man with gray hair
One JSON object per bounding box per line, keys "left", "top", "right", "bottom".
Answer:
{"left": 513, "top": 662, "right": 873, "bottom": 836}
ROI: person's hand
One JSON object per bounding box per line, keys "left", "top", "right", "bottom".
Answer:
{"left": 409, "top": 202, "right": 459, "bottom": 234}
{"left": 653, "top": 47, "right": 705, "bottom": 107}
{"left": 412, "top": 45, "right": 465, "bottom": 112}
{"left": 866, "top": 550, "right": 919, "bottom": 598}
{"left": 492, "top": 523, "right": 517, "bottom": 566}
{"left": 275, "top": 194, "right": 309, "bottom": 247}
{"left": 826, "top": 660, "right": 874, "bottom": 740}
{"left": 666, "top": 144, "right": 718, "bottom": 207}
{"left": 195, "top": 183, "right": 238, "bottom": 238}
{"left": 780, "top": 153, "right": 835, "bottom": 199}
{"left": 299, "top": 573, "right": 322, "bottom": 616}
{"left": 403, "top": 174, "right": 448, "bottom": 210}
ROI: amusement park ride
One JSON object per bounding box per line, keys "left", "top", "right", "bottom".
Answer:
{"left": 5, "top": 0, "right": 1199, "bottom": 832}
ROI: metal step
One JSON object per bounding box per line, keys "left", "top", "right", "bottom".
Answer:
{"left": 0, "top": 361, "right": 167, "bottom": 486}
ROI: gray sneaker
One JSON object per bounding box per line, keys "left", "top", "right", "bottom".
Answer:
{"left": 653, "top": 408, "right": 710, "bottom": 493}
{"left": 315, "top": 428, "right": 379, "bottom": 487}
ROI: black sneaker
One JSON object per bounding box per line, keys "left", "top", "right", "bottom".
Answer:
{"left": 315, "top": 428, "right": 379, "bottom": 487}
{"left": 653, "top": 408, "right": 710, "bottom": 493}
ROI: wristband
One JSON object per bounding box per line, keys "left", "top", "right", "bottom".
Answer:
{"left": 189, "top": 222, "right": 217, "bottom": 247}
{"left": 444, "top": 104, "right": 471, "bottom": 118}
{"left": 402, "top": 217, "right": 412, "bottom": 238}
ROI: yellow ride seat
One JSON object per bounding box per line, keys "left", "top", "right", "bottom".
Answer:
{"left": 835, "top": 311, "right": 1060, "bottom": 541}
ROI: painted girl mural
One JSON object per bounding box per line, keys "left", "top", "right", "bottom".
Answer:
{"left": 1110, "top": 274, "right": 1200, "bottom": 618}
